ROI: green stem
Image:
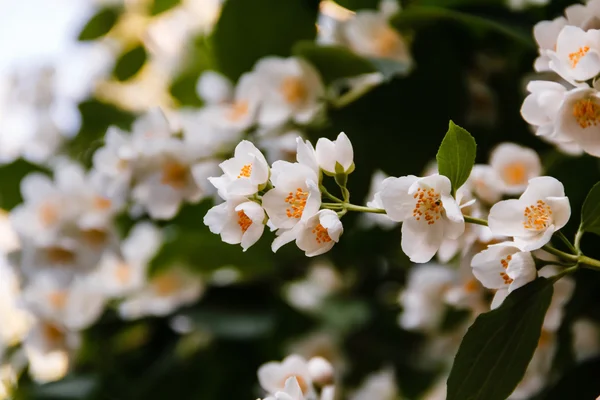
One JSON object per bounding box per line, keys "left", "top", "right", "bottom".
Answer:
{"left": 574, "top": 229, "right": 584, "bottom": 254}
{"left": 551, "top": 264, "right": 580, "bottom": 282}
{"left": 541, "top": 245, "right": 578, "bottom": 262}
{"left": 322, "top": 202, "right": 344, "bottom": 210}
{"left": 320, "top": 185, "right": 344, "bottom": 203}
{"left": 330, "top": 77, "right": 381, "bottom": 109}
{"left": 578, "top": 255, "right": 600, "bottom": 272}
{"left": 344, "top": 204, "right": 387, "bottom": 214}
{"left": 556, "top": 231, "right": 578, "bottom": 254}
{"left": 463, "top": 215, "right": 488, "bottom": 227}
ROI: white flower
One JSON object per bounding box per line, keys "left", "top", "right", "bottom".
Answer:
{"left": 489, "top": 143, "right": 542, "bottom": 195}
{"left": 471, "top": 243, "right": 537, "bottom": 308}
{"left": 548, "top": 26, "right": 600, "bottom": 84}
{"left": 204, "top": 198, "right": 265, "bottom": 251}
{"left": 380, "top": 174, "right": 465, "bottom": 263}
{"left": 521, "top": 80, "right": 568, "bottom": 139}
{"left": 533, "top": 17, "right": 568, "bottom": 71}
{"left": 263, "top": 377, "right": 305, "bottom": 400}
{"left": 466, "top": 165, "right": 502, "bottom": 205}
{"left": 398, "top": 263, "right": 455, "bottom": 332}
{"left": 284, "top": 260, "right": 343, "bottom": 312}
{"left": 93, "top": 223, "right": 163, "bottom": 298}
{"left": 118, "top": 267, "right": 203, "bottom": 320}
{"left": 348, "top": 368, "right": 398, "bottom": 400}
{"left": 342, "top": 11, "right": 411, "bottom": 65}
{"left": 195, "top": 70, "right": 233, "bottom": 105}
{"left": 564, "top": 0, "right": 600, "bottom": 31}
{"left": 258, "top": 355, "right": 314, "bottom": 397}
{"left": 488, "top": 177, "right": 570, "bottom": 251}
{"left": 315, "top": 132, "right": 354, "bottom": 174}
{"left": 262, "top": 161, "right": 321, "bottom": 230}
{"left": 253, "top": 57, "right": 325, "bottom": 128}
{"left": 257, "top": 130, "right": 303, "bottom": 164}
{"left": 538, "top": 265, "right": 574, "bottom": 332}
{"left": 273, "top": 210, "right": 343, "bottom": 257}
{"left": 295, "top": 137, "right": 320, "bottom": 174}
{"left": 307, "top": 356, "right": 334, "bottom": 387}
{"left": 572, "top": 318, "right": 600, "bottom": 362}
{"left": 358, "top": 170, "right": 397, "bottom": 230}
{"left": 209, "top": 140, "right": 270, "bottom": 199}
{"left": 507, "top": 0, "right": 549, "bottom": 11}
{"left": 91, "top": 126, "right": 136, "bottom": 196}
{"left": 555, "top": 86, "right": 600, "bottom": 157}
{"left": 0, "top": 259, "right": 33, "bottom": 346}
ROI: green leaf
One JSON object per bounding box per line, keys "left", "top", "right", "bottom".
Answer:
{"left": 150, "top": 0, "right": 180, "bottom": 15}
{"left": 0, "top": 160, "right": 49, "bottom": 210}
{"left": 77, "top": 7, "right": 119, "bottom": 41}
{"left": 447, "top": 278, "right": 554, "bottom": 400}
{"left": 293, "top": 42, "right": 376, "bottom": 85}
{"left": 211, "top": 0, "right": 319, "bottom": 81}
{"left": 436, "top": 120, "right": 476, "bottom": 195}
{"left": 113, "top": 45, "right": 147, "bottom": 81}
{"left": 333, "top": 0, "right": 379, "bottom": 10}
{"left": 580, "top": 182, "right": 600, "bottom": 236}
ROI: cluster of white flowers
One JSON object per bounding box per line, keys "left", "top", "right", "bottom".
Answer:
{"left": 521, "top": 0, "right": 600, "bottom": 156}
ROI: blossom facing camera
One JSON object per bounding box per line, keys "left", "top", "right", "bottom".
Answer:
{"left": 379, "top": 174, "right": 465, "bottom": 263}
{"left": 548, "top": 26, "right": 600, "bottom": 84}
{"left": 556, "top": 87, "right": 600, "bottom": 157}
{"left": 208, "top": 140, "right": 270, "bottom": 199}
{"left": 203, "top": 198, "right": 265, "bottom": 251}
{"left": 488, "top": 177, "right": 570, "bottom": 251}
{"left": 315, "top": 132, "right": 354, "bottom": 175}
{"left": 471, "top": 243, "right": 537, "bottom": 308}
{"left": 489, "top": 143, "right": 542, "bottom": 194}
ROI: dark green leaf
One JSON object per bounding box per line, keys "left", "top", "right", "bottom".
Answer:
{"left": 211, "top": 0, "right": 319, "bottom": 81}
{"left": 185, "top": 309, "right": 275, "bottom": 339}
{"left": 150, "top": 0, "right": 180, "bottom": 15}
{"left": 436, "top": 120, "right": 476, "bottom": 194}
{"left": 447, "top": 278, "right": 554, "bottom": 400}
{"left": 113, "top": 45, "right": 147, "bottom": 81}
{"left": 580, "top": 182, "right": 600, "bottom": 236}
{"left": 333, "top": 0, "right": 379, "bottom": 10}
{"left": 0, "top": 160, "right": 49, "bottom": 210}
{"left": 77, "top": 8, "right": 119, "bottom": 41}
{"left": 293, "top": 42, "right": 376, "bottom": 85}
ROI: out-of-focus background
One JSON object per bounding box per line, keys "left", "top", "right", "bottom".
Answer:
{"left": 2, "top": 0, "right": 600, "bottom": 399}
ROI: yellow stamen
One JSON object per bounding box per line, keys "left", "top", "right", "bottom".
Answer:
{"left": 237, "top": 210, "right": 252, "bottom": 233}
{"left": 573, "top": 98, "right": 600, "bottom": 129}
{"left": 161, "top": 160, "right": 188, "bottom": 189}
{"left": 569, "top": 46, "right": 590, "bottom": 68}
{"left": 502, "top": 162, "right": 527, "bottom": 186}
{"left": 237, "top": 164, "right": 252, "bottom": 179}
{"left": 285, "top": 188, "right": 308, "bottom": 219}
{"left": 412, "top": 187, "right": 443, "bottom": 225}
{"left": 312, "top": 224, "right": 332, "bottom": 244}
{"left": 281, "top": 77, "right": 307, "bottom": 104}
{"left": 523, "top": 200, "right": 552, "bottom": 231}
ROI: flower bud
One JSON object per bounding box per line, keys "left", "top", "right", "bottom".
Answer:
{"left": 307, "top": 356, "right": 334, "bottom": 386}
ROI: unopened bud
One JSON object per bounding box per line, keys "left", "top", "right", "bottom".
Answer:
{"left": 307, "top": 356, "right": 334, "bottom": 386}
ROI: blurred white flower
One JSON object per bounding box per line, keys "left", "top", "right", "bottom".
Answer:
{"left": 284, "top": 260, "right": 343, "bottom": 312}
{"left": 273, "top": 210, "right": 343, "bottom": 257}
{"left": 315, "top": 132, "right": 354, "bottom": 175}
{"left": 258, "top": 355, "right": 314, "bottom": 398}
{"left": 488, "top": 177, "right": 570, "bottom": 251}
{"left": 509, "top": 330, "right": 556, "bottom": 399}
{"left": 489, "top": 143, "right": 542, "bottom": 195}
{"left": 0, "top": 258, "right": 33, "bottom": 346}
{"left": 507, "top": 0, "right": 550, "bottom": 11}
{"left": 196, "top": 70, "right": 233, "bottom": 105}
{"left": 572, "top": 318, "right": 600, "bottom": 362}
{"left": 258, "top": 130, "right": 302, "bottom": 164}
{"left": 307, "top": 357, "right": 334, "bottom": 387}
{"left": 358, "top": 170, "right": 397, "bottom": 230}
{"left": 204, "top": 198, "right": 266, "bottom": 251}
{"left": 380, "top": 174, "right": 464, "bottom": 263}
{"left": 538, "top": 265, "right": 575, "bottom": 332}
{"left": 348, "top": 368, "right": 398, "bottom": 400}
{"left": 263, "top": 377, "right": 306, "bottom": 400}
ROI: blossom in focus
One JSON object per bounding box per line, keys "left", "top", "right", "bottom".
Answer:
{"left": 380, "top": 174, "right": 465, "bottom": 263}
{"left": 533, "top": 17, "right": 568, "bottom": 72}
{"left": 488, "top": 177, "right": 570, "bottom": 251}
{"left": 555, "top": 87, "right": 600, "bottom": 157}
{"left": 471, "top": 243, "right": 537, "bottom": 308}
{"left": 273, "top": 210, "right": 343, "bottom": 257}
{"left": 204, "top": 198, "right": 266, "bottom": 251}
{"left": 315, "top": 132, "right": 354, "bottom": 175}
{"left": 548, "top": 26, "right": 600, "bottom": 84}
{"left": 489, "top": 143, "right": 542, "bottom": 195}
{"left": 258, "top": 355, "right": 314, "bottom": 397}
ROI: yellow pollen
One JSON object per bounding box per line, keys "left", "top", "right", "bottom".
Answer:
{"left": 237, "top": 210, "right": 252, "bottom": 233}
{"left": 374, "top": 27, "right": 401, "bottom": 57}
{"left": 81, "top": 229, "right": 108, "bottom": 248}
{"left": 573, "top": 98, "right": 600, "bottom": 129}
{"left": 464, "top": 278, "right": 479, "bottom": 293}
{"left": 237, "top": 164, "right": 252, "bottom": 179}
{"left": 412, "top": 187, "right": 443, "bottom": 225}
{"left": 48, "top": 291, "right": 68, "bottom": 309}
{"left": 42, "top": 323, "right": 64, "bottom": 343}
{"left": 285, "top": 188, "right": 308, "bottom": 219}
{"left": 93, "top": 196, "right": 112, "bottom": 210}
{"left": 152, "top": 273, "right": 181, "bottom": 296}
{"left": 281, "top": 77, "right": 307, "bottom": 104}
{"left": 502, "top": 162, "right": 527, "bottom": 186}
{"left": 499, "top": 254, "right": 513, "bottom": 285}
{"left": 569, "top": 46, "right": 590, "bottom": 68}
{"left": 523, "top": 200, "right": 553, "bottom": 231}
{"left": 39, "top": 203, "right": 59, "bottom": 227}
{"left": 228, "top": 101, "right": 249, "bottom": 121}
{"left": 161, "top": 160, "right": 189, "bottom": 189}
{"left": 312, "top": 224, "right": 332, "bottom": 244}
{"left": 46, "top": 247, "right": 76, "bottom": 265}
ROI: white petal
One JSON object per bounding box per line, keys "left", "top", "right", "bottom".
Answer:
{"left": 506, "top": 252, "right": 537, "bottom": 292}
{"left": 513, "top": 226, "right": 555, "bottom": 251}
{"left": 410, "top": 174, "right": 452, "bottom": 196}
{"left": 488, "top": 199, "right": 529, "bottom": 237}
{"left": 491, "top": 288, "right": 509, "bottom": 309}
{"left": 272, "top": 226, "right": 300, "bottom": 253}
{"left": 379, "top": 176, "right": 418, "bottom": 222}
{"left": 335, "top": 132, "right": 354, "bottom": 170}
{"left": 546, "top": 196, "right": 571, "bottom": 230}
{"left": 401, "top": 218, "right": 444, "bottom": 263}
{"left": 315, "top": 138, "right": 337, "bottom": 173}
{"left": 520, "top": 176, "right": 566, "bottom": 204}
{"left": 441, "top": 195, "right": 464, "bottom": 224}
{"left": 471, "top": 243, "right": 519, "bottom": 289}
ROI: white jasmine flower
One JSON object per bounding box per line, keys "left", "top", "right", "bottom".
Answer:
{"left": 466, "top": 165, "right": 502, "bottom": 205}
{"left": 195, "top": 70, "right": 233, "bottom": 105}
{"left": 380, "top": 174, "right": 465, "bottom": 263}
{"left": 555, "top": 87, "right": 600, "bottom": 156}
{"left": 343, "top": 11, "right": 411, "bottom": 65}
{"left": 572, "top": 318, "right": 600, "bottom": 362}
{"left": 257, "top": 130, "right": 303, "bottom": 164}
{"left": 91, "top": 126, "right": 137, "bottom": 196}
{"left": 358, "top": 170, "right": 397, "bottom": 230}
{"left": 508, "top": 0, "right": 550, "bottom": 11}
{"left": 209, "top": 140, "right": 270, "bottom": 199}
{"left": 521, "top": 80, "right": 568, "bottom": 139}
{"left": 348, "top": 368, "right": 398, "bottom": 400}
{"left": 315, "top": 132, "right": 354, "bottom": 174}
{"left": 538, "top": 265, "right": 575, "bottom": 332}
{"left": 284, "top": 260, "right": 343, "bottom": 312}
{"left": 489, "top": 143, "right": 542, "bottom": 195}
{"left": 564, "top": 0, "right": 600, "bottom": 31}
{"left": 253, "top": 57, "right": 325, "bottom": 128}
{"left": 258, "top": 355, "right": 314, "bottom": 397}
{"left": 273, "top": 210, "right": 343, "bottom": 257}
{"left": 94, "top": 223, "right": 163, "bottom": 298}
{"left": 548, "top": 26, "right": 600, "bottom": 84}
{"left": 295, "top": 137, "right": 320, "bottom": 174}
{"left": 307, "top": 356, "right": 334, "bottom": 387}
{"left": 471, "top": 243, "right": 537, "bottom": 308}
{"left": 204, "top": 198, "right": 266, "bottom": 251}
{"left": 533, "top": 17, "right": 568, "bottom": 72}
{"left": 263, "top": 377, "right": 305, "bottom": 400}
{"left": 118, "top": 267, "right": 204, "bottom": 320}
{"left": 398, "top": 263, "right": 455, "bottom": 332}
{"left": 262, "top": 161, "right": 321, "bottom": 230}
{"left": 488, "top": 177, "right": 570, "bottom": 251}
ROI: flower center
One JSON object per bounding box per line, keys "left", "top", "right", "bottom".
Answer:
{"left": 48, "top": 291, "right": 68, "bottom": 309}
{"left": 501, "top": 162, "right": 527, "bottom": 186}
{"left": 375, "top": 27, "right": 401, "bottom": 57}
{"left": 46, "top": 247, "right": 76, "bottom": 265}
{"left": 573, "top": 98, "right": 600, "bottom": 128}
{"left": 81, "top": 229, "right": 108, "bottom": 248}
{"left": 161, "top": 160, "right": 189, "bottom": 189}
{"left": 569, "top": 46, "right": 590, "bottom": 68}
{"left": 313, "top": 223, "right": 332, "bottom": 244}
{"left": 281, "top": 77, "right": 307, "bottom": 104}
{"left": 237, "top": 164, "right": 252, "bottom": 178}
{"left": 115, "top": 262, "right": 131, "bottom": 284}
{"left": 39, "top": 202, "right": 59, "bottom": 227}
{"left": 499, "top": 254, "right": 514, "bottom": 285}
{"left": 523, "top": 200, "right": 553, "bottom": 231}
{"left": 464, "top": 278, "right": 480, "bottom": 293}
{"left": 93, "top": 196, "right": 112, "bottom": 210}
{"left": 228, "top": 101, "right": 249, "bottom": 121}
{"left": 42, "top": 322, "right": 64, "bottom": 343}
{"left": 153, "top": 273, "right": 181, "bottom": 296}
{"left": 412, "top": 188, "right": 442, "bottom": 225}
{"left": 237, "top": 210, "right": 252, "bottom": 233}
{"left": 285, "top": 188, "right": 308, "bottom": 219}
